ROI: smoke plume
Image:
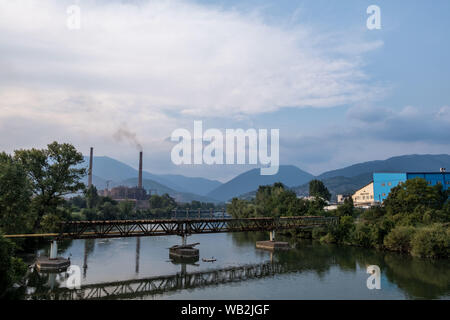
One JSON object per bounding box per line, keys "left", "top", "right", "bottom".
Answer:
{"left": 113, "top": 127, "right": 143, "bottom": 151}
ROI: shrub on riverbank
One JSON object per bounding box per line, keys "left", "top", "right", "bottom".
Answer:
{"left": 320, "top": 215, "right": 355, "bottom": 244}
{"left": 410, "top": 224, "right": 450, "bottom": 258}
{"left": 383, "top": 226, "right": 415, "bottom": 253}
{"left": 351, "top": 223, "right": 374, "bottom": 248}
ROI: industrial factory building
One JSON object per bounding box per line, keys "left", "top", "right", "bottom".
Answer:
{"left": 350, "top": 169, "right": 449, "bottom": 207}
{"left": 88, "top": 148, "right": 150, "bottom": 208}
{"left": 373, "top": 170, "right": 449, "bottom": 203}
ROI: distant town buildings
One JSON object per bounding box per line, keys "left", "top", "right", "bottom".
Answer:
{"left": 336, "top": 194, "right": 351, "bottom": 204}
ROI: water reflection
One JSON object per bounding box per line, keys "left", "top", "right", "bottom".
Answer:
{"left": 15, "top": 232, "right": 450, "bottom": 300}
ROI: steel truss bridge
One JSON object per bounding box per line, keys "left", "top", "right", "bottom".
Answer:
{"left": 27, "top": 261, "right": 292, "bottom": 300}
{"left": 5, "top": 216, "right": 337, "bottom": 240}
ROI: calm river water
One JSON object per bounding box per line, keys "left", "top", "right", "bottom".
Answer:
{"left": 21, "top": 232, "right": 450, "bottom": 300}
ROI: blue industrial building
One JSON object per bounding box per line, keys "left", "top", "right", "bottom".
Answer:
{"left": 373, "top": 171, "right": 450, "bottom": 203}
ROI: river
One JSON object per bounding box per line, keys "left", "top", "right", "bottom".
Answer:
{"left": 19, "top": 232, "right": 450, "bottom": 300}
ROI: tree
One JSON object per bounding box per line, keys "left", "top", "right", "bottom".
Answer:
{"left": 85, "top": 185, "right": 100, "bottom": 209}
{"left": 119, "top": 201, "right": 135, "bottom": 219}
{"left": 98, "top": 202, "right": 120, "bottom": 220}
{"left": 149, "top": 194, "right": 177, "bottom": 210}
{"left": 336, "top": 197, "right": 354, "bottom": 217}
{"left": 309, "top": 180, "right": 331, "bottom": 201}
{"left": 14, "top": 142, "right": 86, "bottom": 231}
{"left": 0, "top": 153, "right": 33, "bottom": 234}
{"left": 384, "top": 178, "right": 447, "bottom": 222}
{"left": 0, "top": 235, "right": 27, "bottom": 298}
{"left": 227, "top": 198, "right": 254, "bottom": 218}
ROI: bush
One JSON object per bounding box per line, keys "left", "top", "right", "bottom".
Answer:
{"left": 351, "top": 223, "right": 373, "bottom": 247}
{"left": 321, "top": 215, "right": 355, "bottom": 244}
{"left": 411, "top": 224, "right": 450, "bottom": 259}
{"left": 319, "top": 233, "right": 335, "bottom": 244}
{"left": 383, "top": 226, "right": 415, "bottom": 253}
{"left": 312, "top": 227, "right": 326, "bottom": 240}
{"left": 368, "top": 218, "right": 394, "bottom": 248}
{"left": 0, "top": 235, "right": 27, "bottom": 297}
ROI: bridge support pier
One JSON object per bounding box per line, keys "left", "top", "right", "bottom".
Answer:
{"left": 269, "top": 230, "right": 275, "bottom": 242}
{"left": 255, "top": 230, "right": 289, "bottom": 251}
{"left": 169, "top": 235, "right": 199, "bottom": 262}
{"left": 50, "top": 240, "right": 57, "bottom": 259}
{"left": 35, "top": 240, "right": 70, "bottom": 272}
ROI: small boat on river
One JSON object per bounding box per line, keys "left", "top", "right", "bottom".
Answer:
{"left": 202, "top": 257, "right": 216, "bottom": 262}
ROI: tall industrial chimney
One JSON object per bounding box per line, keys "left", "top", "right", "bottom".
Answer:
{"left": 88, "top": 147, "right": 93, "bottom": 188}
{"left": 138, "top": 151, "right": 143, "bottom": 189}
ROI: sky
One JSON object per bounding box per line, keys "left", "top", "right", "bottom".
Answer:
{"left": 0, "top": 0, "right": 449, "bottom": 182}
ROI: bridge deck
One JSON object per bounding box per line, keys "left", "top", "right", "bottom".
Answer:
{"left": 4, "top": 216, "right": 337, "bottom": 240}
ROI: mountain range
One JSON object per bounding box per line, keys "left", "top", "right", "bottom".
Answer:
{"left": 81, "top": 154, "right": 450, "bottom": 203}
{"left": 206, "top": 165, "right": 314, "bottom": 201}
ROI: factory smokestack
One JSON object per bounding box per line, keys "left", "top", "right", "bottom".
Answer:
{"left": 88, "top": 147, "right": 93, "bottom": 188}
{"left": 138, "top": 151, "right": 143, "bottom": 189}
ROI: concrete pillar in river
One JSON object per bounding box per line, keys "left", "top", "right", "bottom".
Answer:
{"left": 50, "top": 240, "right": 58, "bottom": 259}
{"left": 269, "top": 230, "right": 275, "bottom": 242}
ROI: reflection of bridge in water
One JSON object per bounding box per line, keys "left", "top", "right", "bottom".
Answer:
{"left": 28, "top": 260, "right": 291, "bottom": 300}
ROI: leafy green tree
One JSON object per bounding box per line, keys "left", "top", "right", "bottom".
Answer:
{"left": 351, "top": 223, "right": 373, "bottom": 247}
{"left": 149, "top": 193, "right": 177, "bottom": 210}
{"left": 309, "top": 179, "right": 331, "bottom": 201}
{"left": 98, "top": 202, "right": 120, "bottom": 220}
{"left": 335, "top": 197, "right": 354, "bottom": 217}
{"left": 321, "top": 215, "right": 355, "bottom": 244}
{"left": 119, "top": 201, "right": 135, "bottom": 219}
{"left": 384, "top": 178, "right": 447, "bottom": 216}
{"left": 0, "top": 235, "right": 27, "bottom": 298}
{"left": 81, "top": 208, "right": 98, "bottom": 221}
{"left": 14, "top": 142, "right": 86, "bottom": 231}
{"left": 85, "top": 185, "right": 100, "bottom": 209}
{"left": 227, "top": 198, "right": 254, "bottom": 218}
{"left": 0, "top": 153, "right": 33, "bottom": 234}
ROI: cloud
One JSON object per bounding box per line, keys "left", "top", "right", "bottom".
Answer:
{"left": 347, "top": 105, "right": 393, "bottom": 123}
{"left": 0, "top": 0, "right": 390, "bottom": 179}
{"left": 437, "top": 106, "right": 450, "bottom": 123}
{"left": 0, "top": 0, "right": 382, "bottom": 118}
{"left": 280, "top": 105, "right": 450, "bottom": 174}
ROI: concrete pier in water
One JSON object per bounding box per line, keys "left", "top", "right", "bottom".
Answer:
{"left": 169, "top": 235, "right": 200, "bottom": 262}
{"left": 35, "top": 240, "right": 71, "bottom": 272}
{"left": 256, "top": 230, "right": 290, "bottom": 251}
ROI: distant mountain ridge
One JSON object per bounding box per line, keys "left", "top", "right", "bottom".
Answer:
{"left": 317, "top": 154, "right": 450, "bottom": 179}
{"left": 80, "top": 154, "right": 450, "bottom": 203}
{"left": 206, "top": 165, "right": 314, "bottom": 201}
{"left": 216, "top": 154, "right": 450, "bottom": 202}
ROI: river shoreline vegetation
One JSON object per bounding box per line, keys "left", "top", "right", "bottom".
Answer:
{"left": 0, "top": 142, "right": 449, "bottom": 298}
{"left": 227, "top": 179, "right": 449, "bottom": 259}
